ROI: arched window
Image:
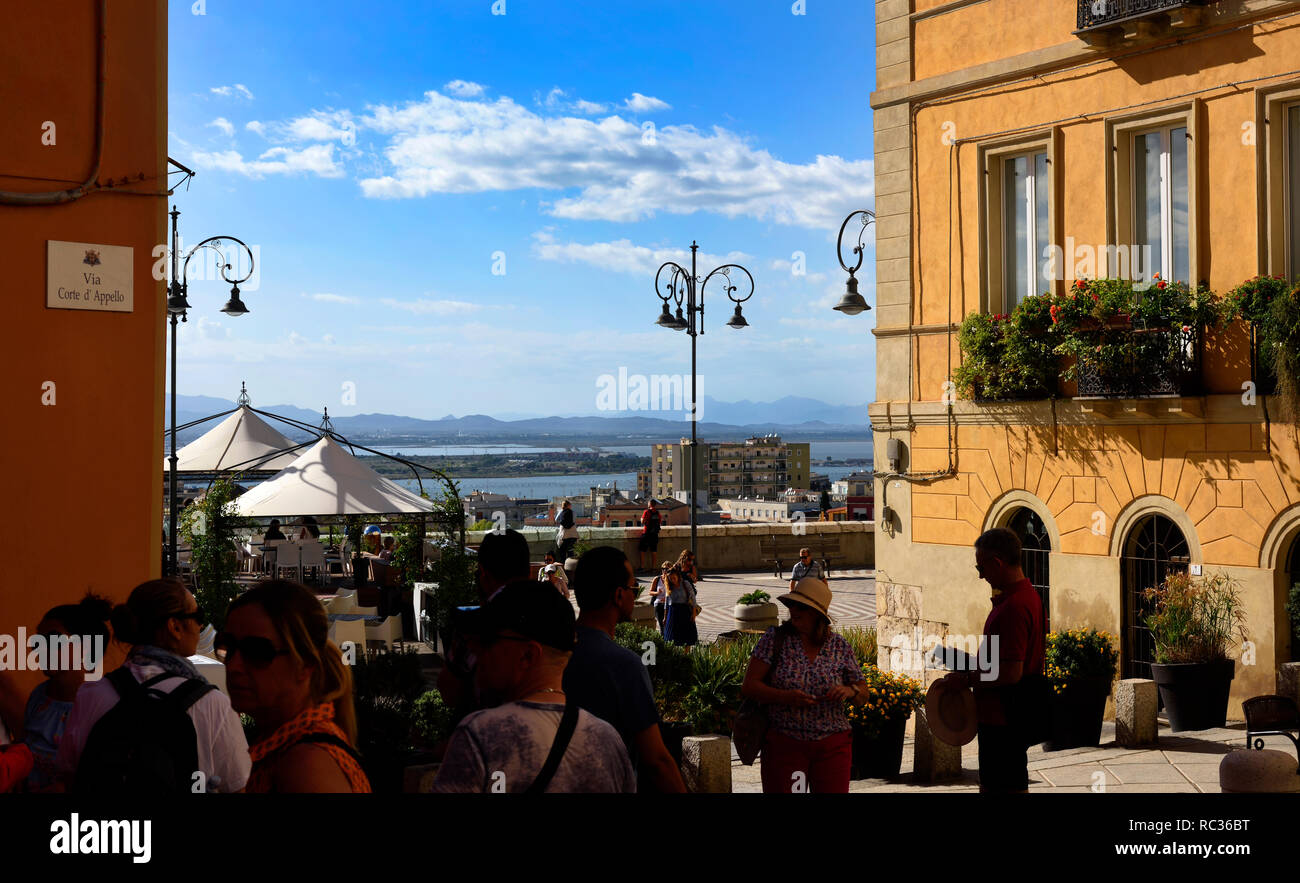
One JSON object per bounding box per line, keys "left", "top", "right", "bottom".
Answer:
{"left": 1121, "top": 513, "right": 1190, "bottom": 680}
{"left": 1007, "top": 507, "right": 1051, "bottom": 631}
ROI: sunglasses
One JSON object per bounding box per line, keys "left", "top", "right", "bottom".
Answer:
{"left": 214, "top": 633, "right": 289, "bottom": 668}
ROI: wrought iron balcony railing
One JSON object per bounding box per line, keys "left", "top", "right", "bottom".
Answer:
{"left": 1076, "top": 0, "right": 1210, "bottom": 34}
{"left": 1075, "top": 325, "right": 1201, "bottom": 398}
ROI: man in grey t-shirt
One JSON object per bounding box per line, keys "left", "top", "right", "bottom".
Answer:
{"left": 431, "top": 581, "right": 634, "bottom": 793}
{"left": 789, "top": 547, "right": 825, "bottom": 590}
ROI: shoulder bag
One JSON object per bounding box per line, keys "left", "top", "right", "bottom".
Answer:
{"left": 731, "top": 628, "right": 789, "bottom": 766}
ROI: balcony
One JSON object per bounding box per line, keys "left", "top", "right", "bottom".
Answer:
{"left": 1075, "top": 0, "right": 1212, "bottom": 44}
{"left": 1074, "top": 326, "right": 1201, "bottom": 399}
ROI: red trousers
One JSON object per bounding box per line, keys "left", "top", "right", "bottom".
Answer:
{"left": 759, "top": 729, "right": 852, "bottom": 794}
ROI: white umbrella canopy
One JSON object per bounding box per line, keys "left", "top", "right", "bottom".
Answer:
{"left": 234, "top": 436, "right": 434, "bottom": 518}
{"left": 164, "top": 406, "right": 305, "bottom": 473}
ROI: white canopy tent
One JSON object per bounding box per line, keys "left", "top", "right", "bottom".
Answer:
{"left": 164, "top": 405, "right": 307, "bottom": 474}
{"left": 234, "top": 436, "right": 434, "bottom": 517}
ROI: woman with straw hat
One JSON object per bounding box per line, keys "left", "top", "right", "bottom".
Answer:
{"left": 740, "top": 577, "right": 865, "bottom": 793}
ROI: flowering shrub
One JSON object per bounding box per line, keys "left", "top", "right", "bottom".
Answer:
{"left": 1043, "top": 628, "right": 1119, "bottom": 695}
{"left": 956, "top": 277, "right": 1235, "bottom": 398}
{"left": 844, "top": 664, "right": 924, "bottom": 740}
{"left": 953, "top": 294, "right": 1055, "bottom": 400}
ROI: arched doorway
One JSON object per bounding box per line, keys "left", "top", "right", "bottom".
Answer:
{"left": 1121, "top": 513, "right": 1190, "bottom": 680}
{"left": 1284, "top": 537, "right": 1300, "bottom": 663}
{"left": 1007, "top": 507, "right": 1051, "bottom": 631}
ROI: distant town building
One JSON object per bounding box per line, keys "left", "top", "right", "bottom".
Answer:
{"left": 717, "top": 497, "right": 820, "bottom": 523}
{"left": 599, "top": 497, "right": 689, "bottom": 528}
{"left": 650, "top": 435, "right": 811, "bottom": 501}
{"left": 463, "top": 491, "right": 550, "bottom": 526}
{"left": 636, "top": 469, "right": 651, "bottom": 495}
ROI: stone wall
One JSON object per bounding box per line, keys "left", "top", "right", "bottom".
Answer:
{"left": 465, "top": 521, "right": 875, "bottom": 572}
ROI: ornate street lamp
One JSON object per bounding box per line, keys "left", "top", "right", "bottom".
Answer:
{"left": 165, "top": 205, "right": 256, "bottom": 577}
{"left": 652, "top": 242, "right": 755, "bottom": 558}
{"left": 834, "top": 209, "right": 875, "bottom": 315}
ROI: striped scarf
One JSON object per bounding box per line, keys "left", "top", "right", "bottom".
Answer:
{"left": 246, "top": 702, "right": 371, "bottom": 793}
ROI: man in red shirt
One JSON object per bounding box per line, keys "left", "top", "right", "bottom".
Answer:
{"left": 942, "top": 527, "right": 1046, "bottom": 793}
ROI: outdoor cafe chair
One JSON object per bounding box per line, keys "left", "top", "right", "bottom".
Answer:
{"left": 300, "top": 541, "right": 327, "bottom": 585}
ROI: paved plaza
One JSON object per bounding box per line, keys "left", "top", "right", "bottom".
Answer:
{"left": 632, "top": 567, "right": 878, "bottom": 643}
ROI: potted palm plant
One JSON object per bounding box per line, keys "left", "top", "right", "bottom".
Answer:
{"left": 733, "top": 589, "right": 779, "bottom": 630}
{"left": 1043, "top": 628, "right": 1119, "bottom": 750}
{"left": 845, "top": 664, "right": 924, "bottom": 779}
{"left": 1143, "top": 571, "right": 1248, "bottom": 732}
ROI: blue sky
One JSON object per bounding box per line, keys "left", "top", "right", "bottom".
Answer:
{"left": 166, "top": 0, "right": 877, "bottom": 421}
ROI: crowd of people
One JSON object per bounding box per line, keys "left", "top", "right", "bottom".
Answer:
{"left": 0, "top": 525, "right": 1045, "bottom": 795}
{"left": 0, "top": 577, "right": 370, "bottom": 794}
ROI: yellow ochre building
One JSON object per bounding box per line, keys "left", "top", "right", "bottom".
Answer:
{"left": 869, "top": 0, "right": 1300, "bottom": 714}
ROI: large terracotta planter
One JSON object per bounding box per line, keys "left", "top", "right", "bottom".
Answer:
{"left": 1150, "top": 659, "right": 1235, "bottom": 732}
{"left": 1044, "top": 676, "right": 1111, "bottom": 751}
{"left": 850, "top": 714, "right": 908, "bottom": 780}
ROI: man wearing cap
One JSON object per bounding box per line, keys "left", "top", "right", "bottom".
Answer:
{"left": 431, "top": 582, "right": 635, "bottom": 793}
{"left": 564, "top": 546, "right": 686, "bottom": 793}
{"left": 941, "top": 527, "right": 1046, "bottom": 793}
{"left": 741, "top": 577, "right": 866, "bottom": 793}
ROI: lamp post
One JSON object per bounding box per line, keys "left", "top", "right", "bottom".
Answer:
{"left": 834, "top": 209, "right": 875, "bottom": 315}
{"left": 652, "top": 242, "right": 754, "bottom": 559}
{"left": 166, "top": 205, "right": 255, "bottom": 577}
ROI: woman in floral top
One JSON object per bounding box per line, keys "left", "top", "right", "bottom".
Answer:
{"left": 741, "top": 577, "right": 865, "bottom": 793}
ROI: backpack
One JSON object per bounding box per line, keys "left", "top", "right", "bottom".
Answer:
{"left": 74, "top": 667, "right": 216, "bottom": 795}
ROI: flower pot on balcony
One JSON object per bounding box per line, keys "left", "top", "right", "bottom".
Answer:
{"left": 733, "top": 601, "right": 779, "bottom": 631}
{"left": 1150, "top": 659, "right": 1235, "bottom": 732}
{"left": 1043, "top": 676, "right": 1112, "bottom": 751}
{"left": 850, "top": 714, "right": 908, "bottom": 780}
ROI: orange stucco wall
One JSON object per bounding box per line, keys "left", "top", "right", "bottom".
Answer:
{"left": 0, "top": 2, "right": 167, "bottom": 695}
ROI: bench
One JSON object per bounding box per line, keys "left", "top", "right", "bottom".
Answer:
{"left": 758, "top": 535, "right": 842, "bottom": 580}
{"left": 1244, "top": 695, "right": 1300, "bottom": 773}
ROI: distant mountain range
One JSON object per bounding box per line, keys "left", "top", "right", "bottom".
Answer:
{"left": 165, "top": 394, "right": 871, "bottom": 444}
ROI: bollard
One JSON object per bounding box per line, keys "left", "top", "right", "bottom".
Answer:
{"left": 680, "top": 735, "right": 732, "bottom": 793}
{"left": 1115, "top": 678, "right": 1158, "bottom": 747}
{"left": 913, "top": 708, "right": 963, "bottom": 781}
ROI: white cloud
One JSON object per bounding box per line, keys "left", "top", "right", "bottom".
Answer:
{"left": 285, "top": 110, "right": 356, "bottom": 142}
{"left": 623, "top": 93, "right": 670, "bottom": 113}
{"left": 444, "top": 80, "right": 486, "bottom": 98}
{"left": 211, "top": 84, "right": 254, "bottom": 100}
{"left": 531, "top": 231, "right": 750, "bottom": 276}
{"left": 572, "top": 99, "right": 607, "bottom": 115}
{"left": 303, "top": 293, "right": 360, "bottom": 305}
{"left": 207, "top": 117, "right": 234, "bottom": 137}
{"left": 377, "top": 297, "right": 482, "bottom": 316}
{"left": 189, "top": 144, "right": 345, "bottom": 178}
{"left": 245, "top": 120, "right": 266, "bottom": 136}
{"left": 322, "top": 334, "right": 336, "bottom": 344}
{"left": 353, "top": 89, "right": 872, "bottom": 229}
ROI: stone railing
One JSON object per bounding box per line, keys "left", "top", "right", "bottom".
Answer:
{"left": 465, "top": 520, "right": 874, "bottom": 572}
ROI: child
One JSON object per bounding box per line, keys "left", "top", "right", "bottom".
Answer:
{"left": 22, "top": 594, "right": 112, "bottom": 790}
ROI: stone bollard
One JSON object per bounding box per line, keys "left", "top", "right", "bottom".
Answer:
{"left": 680, "top": 735, "right": 732, "bottom": 793}
{"left": 913, "top": 708, "right": 963, "bottom": 781}
{"left": 1220, "top": 749, "right": 1300, "bottom": 792}
{"left": 1277, "top": 663, "right": 1300, "bottom": 706}
{"left": 1115, "top": 679, "right": 1158, "bottom": 747}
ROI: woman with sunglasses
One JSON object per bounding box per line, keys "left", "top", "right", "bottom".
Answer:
{"left": 661, "top": 567, "right": 699, "bottom": 647}
{"left": 57, "top": 578, "right": 251, "bottom": 793}
{"left": 220, "top": 580, "right": 370, "bottom": 793}
{"left": 676, "top": 549, "right": 702, "bottom": 584}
